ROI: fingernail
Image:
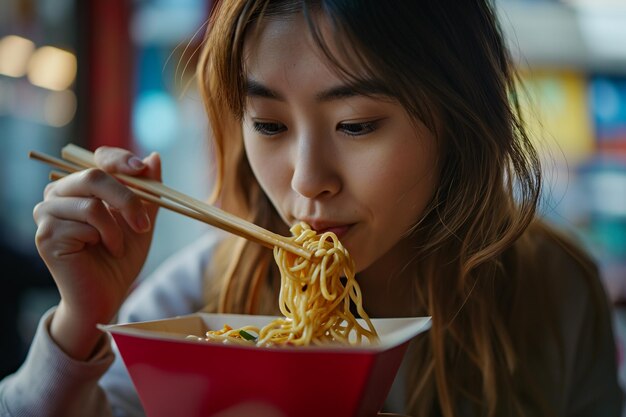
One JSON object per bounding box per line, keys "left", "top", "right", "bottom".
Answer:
{"left": 136, "top": 213, "right": 151, "bottom": 232}
{"left": 128, "top": 156, "right": 145, "bottom": 170}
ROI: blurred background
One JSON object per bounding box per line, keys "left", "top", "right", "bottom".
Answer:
{"left": 0, "top": 0, "right": 625, "bottom": 401}
{"left": 0, "top": 0, "right": 214, "bottom": 378}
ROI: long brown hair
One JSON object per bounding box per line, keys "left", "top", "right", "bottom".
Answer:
{"left": 195, "top": 1, "right": 597, "bottom": 416}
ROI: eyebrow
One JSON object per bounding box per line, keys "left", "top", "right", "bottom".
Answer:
{"left": 245, "top": 78, "right": 389, "bottom": 102}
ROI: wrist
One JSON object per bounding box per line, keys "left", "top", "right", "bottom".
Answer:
{"left": 50, "top": 301, "right": 109, "bottom": 361}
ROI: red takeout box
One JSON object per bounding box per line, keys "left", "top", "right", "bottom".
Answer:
{"left": 100, "top": 313, "right": 431, "bottom": 417}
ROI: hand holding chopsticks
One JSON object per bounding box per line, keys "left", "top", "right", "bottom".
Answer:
{"left": 29, "top": 144, "right": 311, "bottom": 259}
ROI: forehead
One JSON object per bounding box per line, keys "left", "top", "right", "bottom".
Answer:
{"left": 242, "top": 14, "right": 344, "bottom": 85}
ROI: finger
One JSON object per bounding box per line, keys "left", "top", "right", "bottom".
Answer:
{"left": 46, "top": 169, "right": 151, "bottom": 234}
{"left": 139, "top": 152, "right": 163, "bottom": 219}
{"left": 43, "top": 180, "right": 56, "bottom": 200}
{"left": 34, "top": 197, "right": 125, "bottom": 258}
{"left": 142, "top": 151, "right": 162, "bottom": 182}
{"left": 95, "top": 148, "right": 162, "bottom": 223}
{"left": 94, "top": 146, "right": 147, "bottom": 174}
{"left": 35, "top": 216, "right": 102, "bottom": 258}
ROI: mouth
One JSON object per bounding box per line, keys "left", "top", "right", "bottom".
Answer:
{"left": 303, "top": 220, "right": 355, "bottom": 240}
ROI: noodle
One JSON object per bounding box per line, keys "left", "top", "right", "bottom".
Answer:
{"left": 196, "top": 222, "right": 379, "bottom": 347}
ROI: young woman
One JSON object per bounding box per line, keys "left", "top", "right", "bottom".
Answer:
{"left": 1, "top": 1, "right": 622, "bottom": 416}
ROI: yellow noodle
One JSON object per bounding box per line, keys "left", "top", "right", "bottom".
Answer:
{"left": 203, "top": 222, "right": 378, "bottom": 346}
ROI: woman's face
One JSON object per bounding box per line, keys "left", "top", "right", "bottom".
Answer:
{"left": 242, "top": 14, "right": 440, "bottom": 274}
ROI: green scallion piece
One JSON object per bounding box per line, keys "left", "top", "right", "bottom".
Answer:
{"left": 239, "top": 330, "right": 257, "bottom": 341}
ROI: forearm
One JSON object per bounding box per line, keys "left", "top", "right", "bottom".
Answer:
{"left": 0, "top": 307, "right": 115, "bottom": 417}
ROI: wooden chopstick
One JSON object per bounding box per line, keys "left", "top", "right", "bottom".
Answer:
{"left": 29, "top": 146, "right": 311, "bottom": 259}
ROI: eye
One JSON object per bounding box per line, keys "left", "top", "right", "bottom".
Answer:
{"left": 337, "top": 119, "right": 383, "bottom": 137}
{"left": 252, "top": 121, "right": 287, "bottom": 136}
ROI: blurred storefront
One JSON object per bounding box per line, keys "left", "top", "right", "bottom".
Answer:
{"left": 499, "top": 0, "right": 626, "bottom": 395}
{"left": 0, "top": 0, "right": 213, "bottom": 377}
{"left": 496, "top": 0, "right": 626, "bottom": 301}
{"left": 0, "top": 0, "right": 79, "bottom": 378}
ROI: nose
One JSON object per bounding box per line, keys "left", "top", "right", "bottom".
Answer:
{"left": 290, "top": 133, "right": 341, "bottom": 199}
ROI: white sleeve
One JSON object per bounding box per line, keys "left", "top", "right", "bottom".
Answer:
{"left": 100, "top": 231, "right": 223, "bottom": 417}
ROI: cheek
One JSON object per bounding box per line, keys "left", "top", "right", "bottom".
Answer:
{"left": 358, "top": 141, "right": 439, "bottom": 235}
{"left": 363, "top": 142, "right": 436, "bottom": 204}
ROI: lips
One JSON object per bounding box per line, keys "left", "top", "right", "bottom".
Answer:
{"left": 303, "top": 220, "right": 354, "bottom": 240}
